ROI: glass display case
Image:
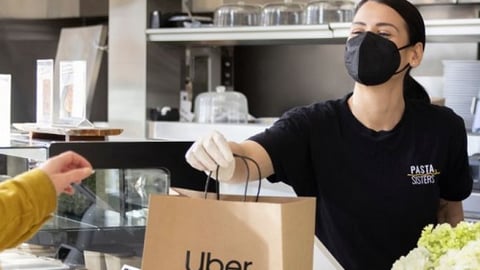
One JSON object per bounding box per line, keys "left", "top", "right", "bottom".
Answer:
{"left": 0, "top": 138, "right": 206, "bottom": 267}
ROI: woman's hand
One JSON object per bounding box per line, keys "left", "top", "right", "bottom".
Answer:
{"left": 39, "top": 151, "right": 93, "bottom": 195}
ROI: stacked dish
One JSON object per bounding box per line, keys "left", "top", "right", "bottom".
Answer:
{"left": 304, "top": 0, "right": 355, "bottom": 25}
{"left": 262, "top": 0, "right": 305, "bottom": 26}
{"left": 213, "top": 2, "right": 262, "bottom": 26}
{"left": 443, "top": 60, "right": 480, "bottom": 130}
{"left": 213, "top": 0, "right": 355, "bottom": 26}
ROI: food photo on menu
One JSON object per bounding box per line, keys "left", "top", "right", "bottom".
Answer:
{"left": 59, "top": 60, "right": 87, "bottom": 124}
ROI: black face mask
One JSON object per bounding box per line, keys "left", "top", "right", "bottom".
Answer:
{"left": 344, "top": 31, "right": 411, "bottom": 86}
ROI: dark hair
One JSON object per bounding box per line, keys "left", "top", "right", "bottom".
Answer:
{"left": 355, "top": 0, "right": 430, "bottom": 103}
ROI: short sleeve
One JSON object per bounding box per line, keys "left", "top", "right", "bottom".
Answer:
{"left": 438, "top": 115, "right": 473, "bottom": 201}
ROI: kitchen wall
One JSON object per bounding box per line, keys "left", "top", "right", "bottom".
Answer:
{"left": 108, "top": 0, "right": 183, "bottom": 137}
{"left": 3, "top": 0, "right": 476, "bottom": 135}
{"left": 0, "top": 17, "right": 108, "bottom": 123}
{"left": 235, "top": 44, "right": 353, "bottom": 117}
{"left": 232, "top": 41, "right": 478, "bottom": 117}
{"left": 183, "top": 2, "right": 480, "bottom": 117}
{"left": 0, "top": 0, "right": 108, "bottom": 123}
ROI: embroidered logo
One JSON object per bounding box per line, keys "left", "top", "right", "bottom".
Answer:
{"left": 407, "top": 164, "right": 440, "bottom": 185}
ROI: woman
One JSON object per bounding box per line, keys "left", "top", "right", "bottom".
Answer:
{"left": 0, "top": 151, "right": 93, "bottom": 251}
{"left": 185, "top": 0, "right": 473, "bottom": 269}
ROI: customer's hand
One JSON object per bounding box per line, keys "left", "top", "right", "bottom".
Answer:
{"left": 185, "top": 130, "right": 235, "bottom": 181}
{"left": 39, "top": 151, "right": 93, "bottom": 195}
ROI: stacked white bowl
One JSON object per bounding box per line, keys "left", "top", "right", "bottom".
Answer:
{"left": 443, "top": 60, "right": 480, "bottom": 130}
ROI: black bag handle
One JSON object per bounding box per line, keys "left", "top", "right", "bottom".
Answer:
{"left": 204, "top": 154, "right": 262, "bottom": 202}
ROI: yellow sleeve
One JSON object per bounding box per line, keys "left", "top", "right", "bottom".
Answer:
{"left": 0, "top": 169, "right": 57, "bottom": 251}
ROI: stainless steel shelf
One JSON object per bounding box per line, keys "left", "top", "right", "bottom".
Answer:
{"left": 146, "top": 19, "right": 480, "bottom": 45}
{"left": 146, "top": 24, "right": 336, "bottom": 45}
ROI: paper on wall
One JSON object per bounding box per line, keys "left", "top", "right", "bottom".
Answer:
{"left": 36, "top": 59, "right": 54, "bottom": 125}
{"left": 59, "top": 60, "right": 87, "bottom": 125}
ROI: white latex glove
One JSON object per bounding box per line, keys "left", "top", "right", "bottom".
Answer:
{"left": 185, "top": 130, "right": 235, "bottom": 181}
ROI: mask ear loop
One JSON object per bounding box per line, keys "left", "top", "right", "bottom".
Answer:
{"left": 397, "top": 43, "right": 412, "bottom": 51}
{"left": 394, "top": 43, "right": 413, "bottom": 75}
{"left": 394, "top": 63, "right": 410, "bottom": 75}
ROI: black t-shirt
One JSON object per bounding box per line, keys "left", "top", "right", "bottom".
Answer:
{"left": 249, "top": 93, "right": 473, "bottom": 270}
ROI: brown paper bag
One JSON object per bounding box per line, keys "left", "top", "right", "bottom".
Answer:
{"left": 142, "top": 187, "right": 316, "bottom": 270}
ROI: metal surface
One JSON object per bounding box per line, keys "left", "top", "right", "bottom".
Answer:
{"left": 464, "top": 192, "right": 480, "bottom": 217}
{"left": 108, "top": 0, "right": 148, "bottom": 138}
{"left": 146, "top": 19, "right": 480, "bottom": 45}
{"left": 109, "top": 0, "right": 186, "bottom": 138}
{"left": 189, "top": 47, "right": 222, "bottom": 93}
{"left": 146, "top": 25, "right": 334, "bottom": 44}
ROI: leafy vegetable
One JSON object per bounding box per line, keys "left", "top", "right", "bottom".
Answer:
{"left": 392, "top": 221, "right": 480, "bottom": 270}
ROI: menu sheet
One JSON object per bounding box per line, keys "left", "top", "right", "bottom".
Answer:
{"left": 36, "top": 59, "right": 54, "bottom": 125}
{"left": 59, "top": 60, "right": 87, "bottom": 125}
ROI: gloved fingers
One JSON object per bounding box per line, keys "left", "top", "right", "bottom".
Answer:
{"left": 203, "top": 131, "right": 233, "bottom": 168}
{"left": 185, "top": 131, "right": 234, "bottom": 171}
{"left": 185, "top": 144, "right": 212, "bottom": 171}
